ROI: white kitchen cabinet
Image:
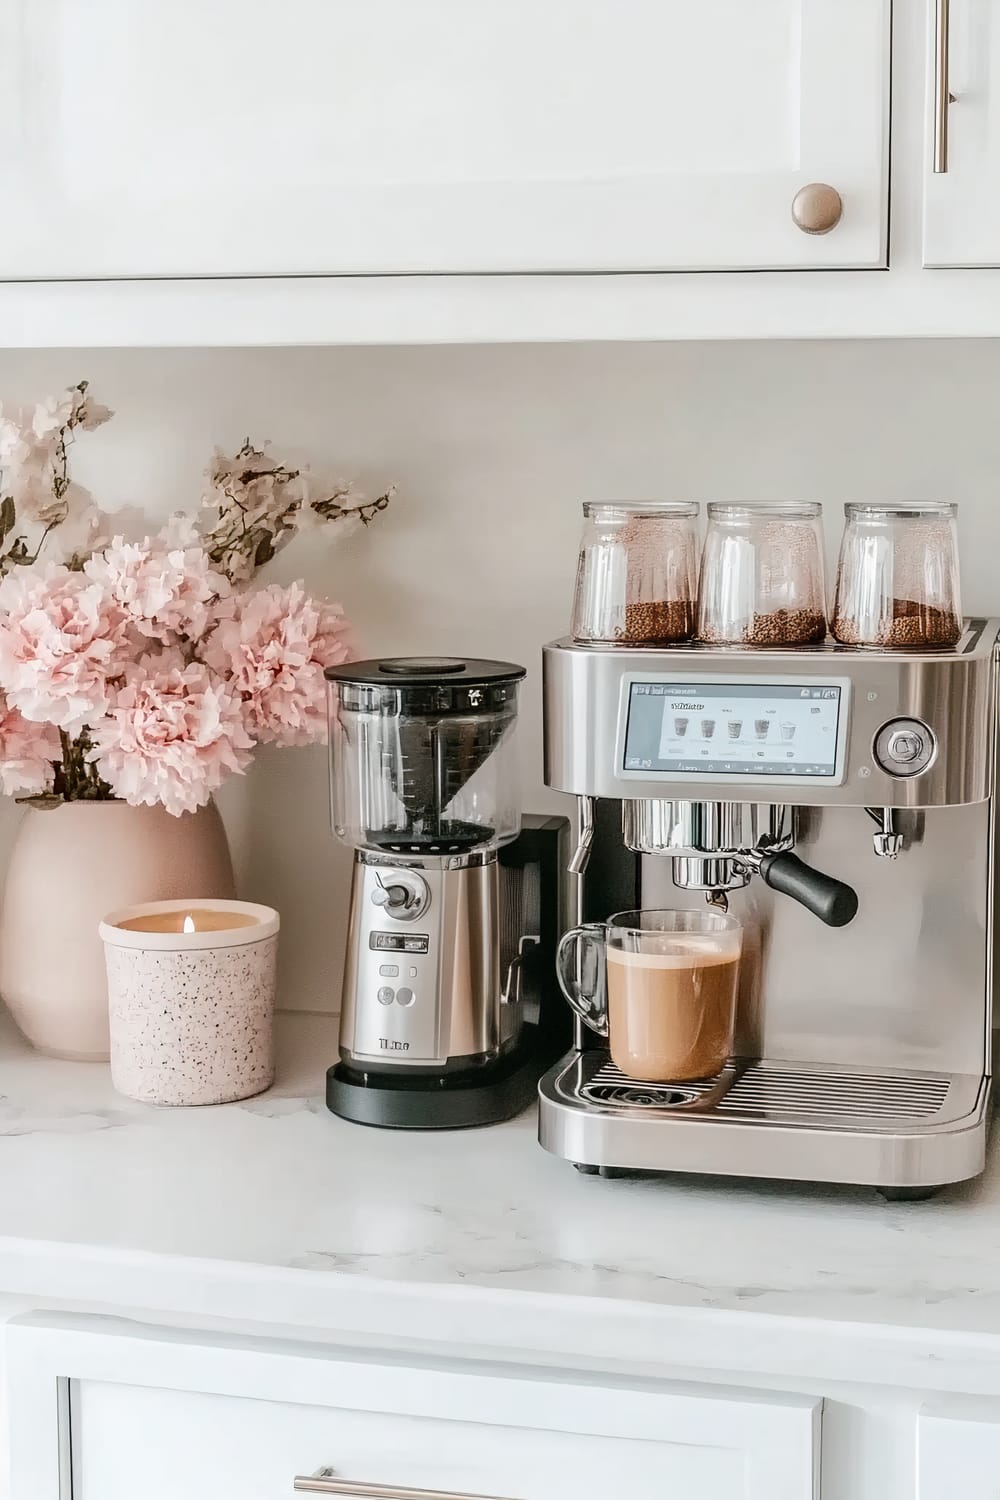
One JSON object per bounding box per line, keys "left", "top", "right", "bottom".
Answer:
{"left": 4, "top": 1315, "right": 821, "bottom": 1500}
{"left": 917, "top": 1400, "right": 1000, "bottom": 1496}
{"left": 923, "top": 0, "right": 1000, "bottom": 266}
{"left": 0, "top": 0, "right": 889, "bottom": 280}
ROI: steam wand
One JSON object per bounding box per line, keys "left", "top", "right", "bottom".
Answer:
{"left": 866, "top": 806, "right": 903, "bottom": 859}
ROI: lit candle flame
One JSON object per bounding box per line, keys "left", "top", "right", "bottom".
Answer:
{"left": 182, "top": 914, "right": 196, "bottom": 935}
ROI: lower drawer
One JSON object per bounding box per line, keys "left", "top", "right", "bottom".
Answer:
{"left": 5, "top": 1314, "right": 821, "bottom": 1500}
{"left": 918, "top": 1400, "right": 1000, "bottom": 1498}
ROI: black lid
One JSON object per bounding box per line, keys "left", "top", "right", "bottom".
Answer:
{"left": 325, "top": 656, "right": 526, "bottom": 688}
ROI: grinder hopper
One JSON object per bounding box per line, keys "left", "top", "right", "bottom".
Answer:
{"left": 325, "top": 656, "right": 526, "bottom": 855}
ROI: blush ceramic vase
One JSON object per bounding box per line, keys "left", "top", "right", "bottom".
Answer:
{"left": 0, "top": 800, "right": 236, "bottom": 1061}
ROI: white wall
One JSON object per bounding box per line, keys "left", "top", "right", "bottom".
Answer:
{"left": 0, "top": 340, "right": 998, "bottom": 1014}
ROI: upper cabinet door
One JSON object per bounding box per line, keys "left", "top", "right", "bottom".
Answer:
{"left": 1, "top": 0, "right": 889, "bottom": 279}
{"left": 924, "top": 0, "right": 1000, "bottom": 266}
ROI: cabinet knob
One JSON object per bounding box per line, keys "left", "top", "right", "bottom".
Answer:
{"left": 791, "top": 183, "right": 843, "bottom": 235}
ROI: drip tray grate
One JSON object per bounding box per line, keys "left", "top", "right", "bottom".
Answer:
{"left": 573, "top": 1056, "right": 955, "bottom": 1126}
{"left": 719, "top": 1063, "right": 950, "bottom": 1122}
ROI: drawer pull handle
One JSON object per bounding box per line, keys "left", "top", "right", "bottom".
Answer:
{"left": 934, "top": 0, "right": 952, "bottom": 173}
{"left": 293, "top": 1469, "right": 516, "bottom": 1499}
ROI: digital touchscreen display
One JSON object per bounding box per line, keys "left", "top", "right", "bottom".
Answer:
{"left": 623, "top": 681, "right": 845, "bottom": 778}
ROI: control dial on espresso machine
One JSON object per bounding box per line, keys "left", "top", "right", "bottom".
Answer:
{"left": 872, "top": 717, "right": 937, "bottom": 777}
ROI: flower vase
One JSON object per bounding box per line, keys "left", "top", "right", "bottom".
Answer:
{"left": 0, "top": 800, "right": 235, "bottom": 1060}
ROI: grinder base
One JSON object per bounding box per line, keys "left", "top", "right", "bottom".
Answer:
{"left": 327, "top": 1031, "right": 545, "bottom": 1130}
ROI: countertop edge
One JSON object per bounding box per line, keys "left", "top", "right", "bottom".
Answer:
{"left": 1, "top": 1235, "right": 998, "bottom": 1397}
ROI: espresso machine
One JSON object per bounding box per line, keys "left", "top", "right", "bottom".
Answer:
{"left": 325, "top": 656, "right": 567, "bottom": 1129}
{"left": 538, "top": 622, "right": 1000, "bottom": 1194}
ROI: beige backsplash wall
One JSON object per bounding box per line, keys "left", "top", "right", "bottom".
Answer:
{"left": 0, "top": 340, "right": 997, "bottom": 1015}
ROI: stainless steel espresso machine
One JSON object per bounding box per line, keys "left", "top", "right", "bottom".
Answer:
{"left": 325, "top": 656, "right": 568, "bottom": 1129}
{"left": 538, "top": 622, "right": 1000, "bottom": 1194}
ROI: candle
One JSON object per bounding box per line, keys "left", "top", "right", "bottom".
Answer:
{"left": 115, "top": 908, "right": 263, "bottom": 936}
{"left": 99, "top": 900, "right": 280, "bottom": 1106}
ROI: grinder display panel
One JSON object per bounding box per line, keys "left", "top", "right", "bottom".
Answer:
{"left": 622, "top": 677, "right": 850, "bottom": 783}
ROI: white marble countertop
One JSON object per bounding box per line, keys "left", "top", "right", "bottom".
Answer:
{"left": 2, "top": 1010, "right": 1000, "bottom": 1393}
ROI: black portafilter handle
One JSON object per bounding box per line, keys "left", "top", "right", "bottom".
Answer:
{"left": 755, "top": 849, "right": 859, "bottom": 928}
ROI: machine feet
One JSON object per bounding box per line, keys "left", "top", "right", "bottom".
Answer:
{"left": 877, "top": 1185, "right": 944, "bottom": 1203}
{"left": 573, "top": 1163, "right": 631, "bottom": 1179}
{"left": 572, "top": 1164, "right": 949, "bottom": 1197}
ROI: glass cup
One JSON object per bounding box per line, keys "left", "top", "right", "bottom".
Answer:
{"left": 674, "top": 716, "right": 689, "bottom": 737}
{"left": 754, "top": 718, "right": 769, "bottom": 741}
{"left": 555, "top": 909, "right": 742, "bottom": 1082}
{"left": 727, "top": 719, "right": 743, "bottom": 740}
{"left": 700, "top": 718, "right": 716, "bottom": 738}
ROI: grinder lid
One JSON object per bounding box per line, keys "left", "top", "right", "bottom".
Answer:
{"left": 325, "top": 656, "right": 526, "bottom": 689}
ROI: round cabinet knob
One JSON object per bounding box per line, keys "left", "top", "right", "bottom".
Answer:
{"left": 791, "top": 182, "right": 843, "bottom": 235}
{"left": 873, "top": 718, "right": 937, "bottom": 778}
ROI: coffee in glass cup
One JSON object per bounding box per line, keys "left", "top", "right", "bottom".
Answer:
{"left": 556, "top": 909, "right": 742, "bottom": 1082}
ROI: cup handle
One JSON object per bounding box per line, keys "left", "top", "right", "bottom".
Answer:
{"left": 555, "top": 924, "right": 609, "bottom": 1038}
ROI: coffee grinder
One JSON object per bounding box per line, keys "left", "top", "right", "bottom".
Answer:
{"left": 538, "top": 622, "right": 1000, "bottom": 1195}
{"left": 325, "top": 656, "right": 567, "bottom": 1128}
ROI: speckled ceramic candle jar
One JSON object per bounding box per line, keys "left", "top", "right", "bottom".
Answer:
{"left": 100, "top": 900, "right": 280, "bottom": 1106}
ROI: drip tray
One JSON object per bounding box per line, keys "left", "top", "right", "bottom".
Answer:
{"left": 539, "top": 1052, "right": 991, "bottom": 1187}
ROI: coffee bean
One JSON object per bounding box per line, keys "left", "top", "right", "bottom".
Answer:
{"left": 617, "top": 598, "right": 696, "bottom": 645}
{"left": 833, "top": 599, "right": 961, "bottom": 648}
{"left": 699, "top": 608, "right": 827, "bottom": 646}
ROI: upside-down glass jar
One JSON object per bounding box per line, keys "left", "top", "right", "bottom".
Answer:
{"left": 832, "top": 502, "right": 962, "bottom": 649}
{"left": 696, "top": 502, "right": 828, "bottom": 646}
{"left": 570, "top": 501, "right": 700, "bottom": 646}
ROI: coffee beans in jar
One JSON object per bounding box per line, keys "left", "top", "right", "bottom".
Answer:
{"left": 697, "top": 503, "right": 828, "bottom": 647}
{"left": 619, "top": 597, "right": 696, "bottom": 645}
{"left": 571, "top": 501, "right": 700, "bottom": 646}
{"left": 700, "top": 606, "right": 828, "bottom": 647}
{"left": 833, "top": 598, "right": 961, "bottom": 648}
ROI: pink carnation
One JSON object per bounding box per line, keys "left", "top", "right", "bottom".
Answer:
{"left": 90, "top": 653, "right": 254, "bottom": 817}
{"left": 201, "top": 581, "right": 352, "bottom": 746}
{"left": 0, "top": 695, "right": 61, "bottom": 797}
{"left": 0, "top": 564, "right": 132, "bottom": 731}
{"left": 84, "top": 530, "right": 229, "bottom": 644}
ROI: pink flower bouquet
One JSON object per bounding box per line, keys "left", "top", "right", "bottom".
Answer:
{"left": 0, "top": 384, "right": 391, "bottom": 815}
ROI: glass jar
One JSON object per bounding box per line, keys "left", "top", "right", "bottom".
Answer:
{"left": 832, "top": 502, "right": 962, "bottom": 649}
{"left": 570, "top": 501, "right": 699, "bottom": 646}
{"left": 696, "top": 502, "right": 827, "bottom": 646}
{"left": 325, "top": 657, "right": 524, "bottom": 855}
